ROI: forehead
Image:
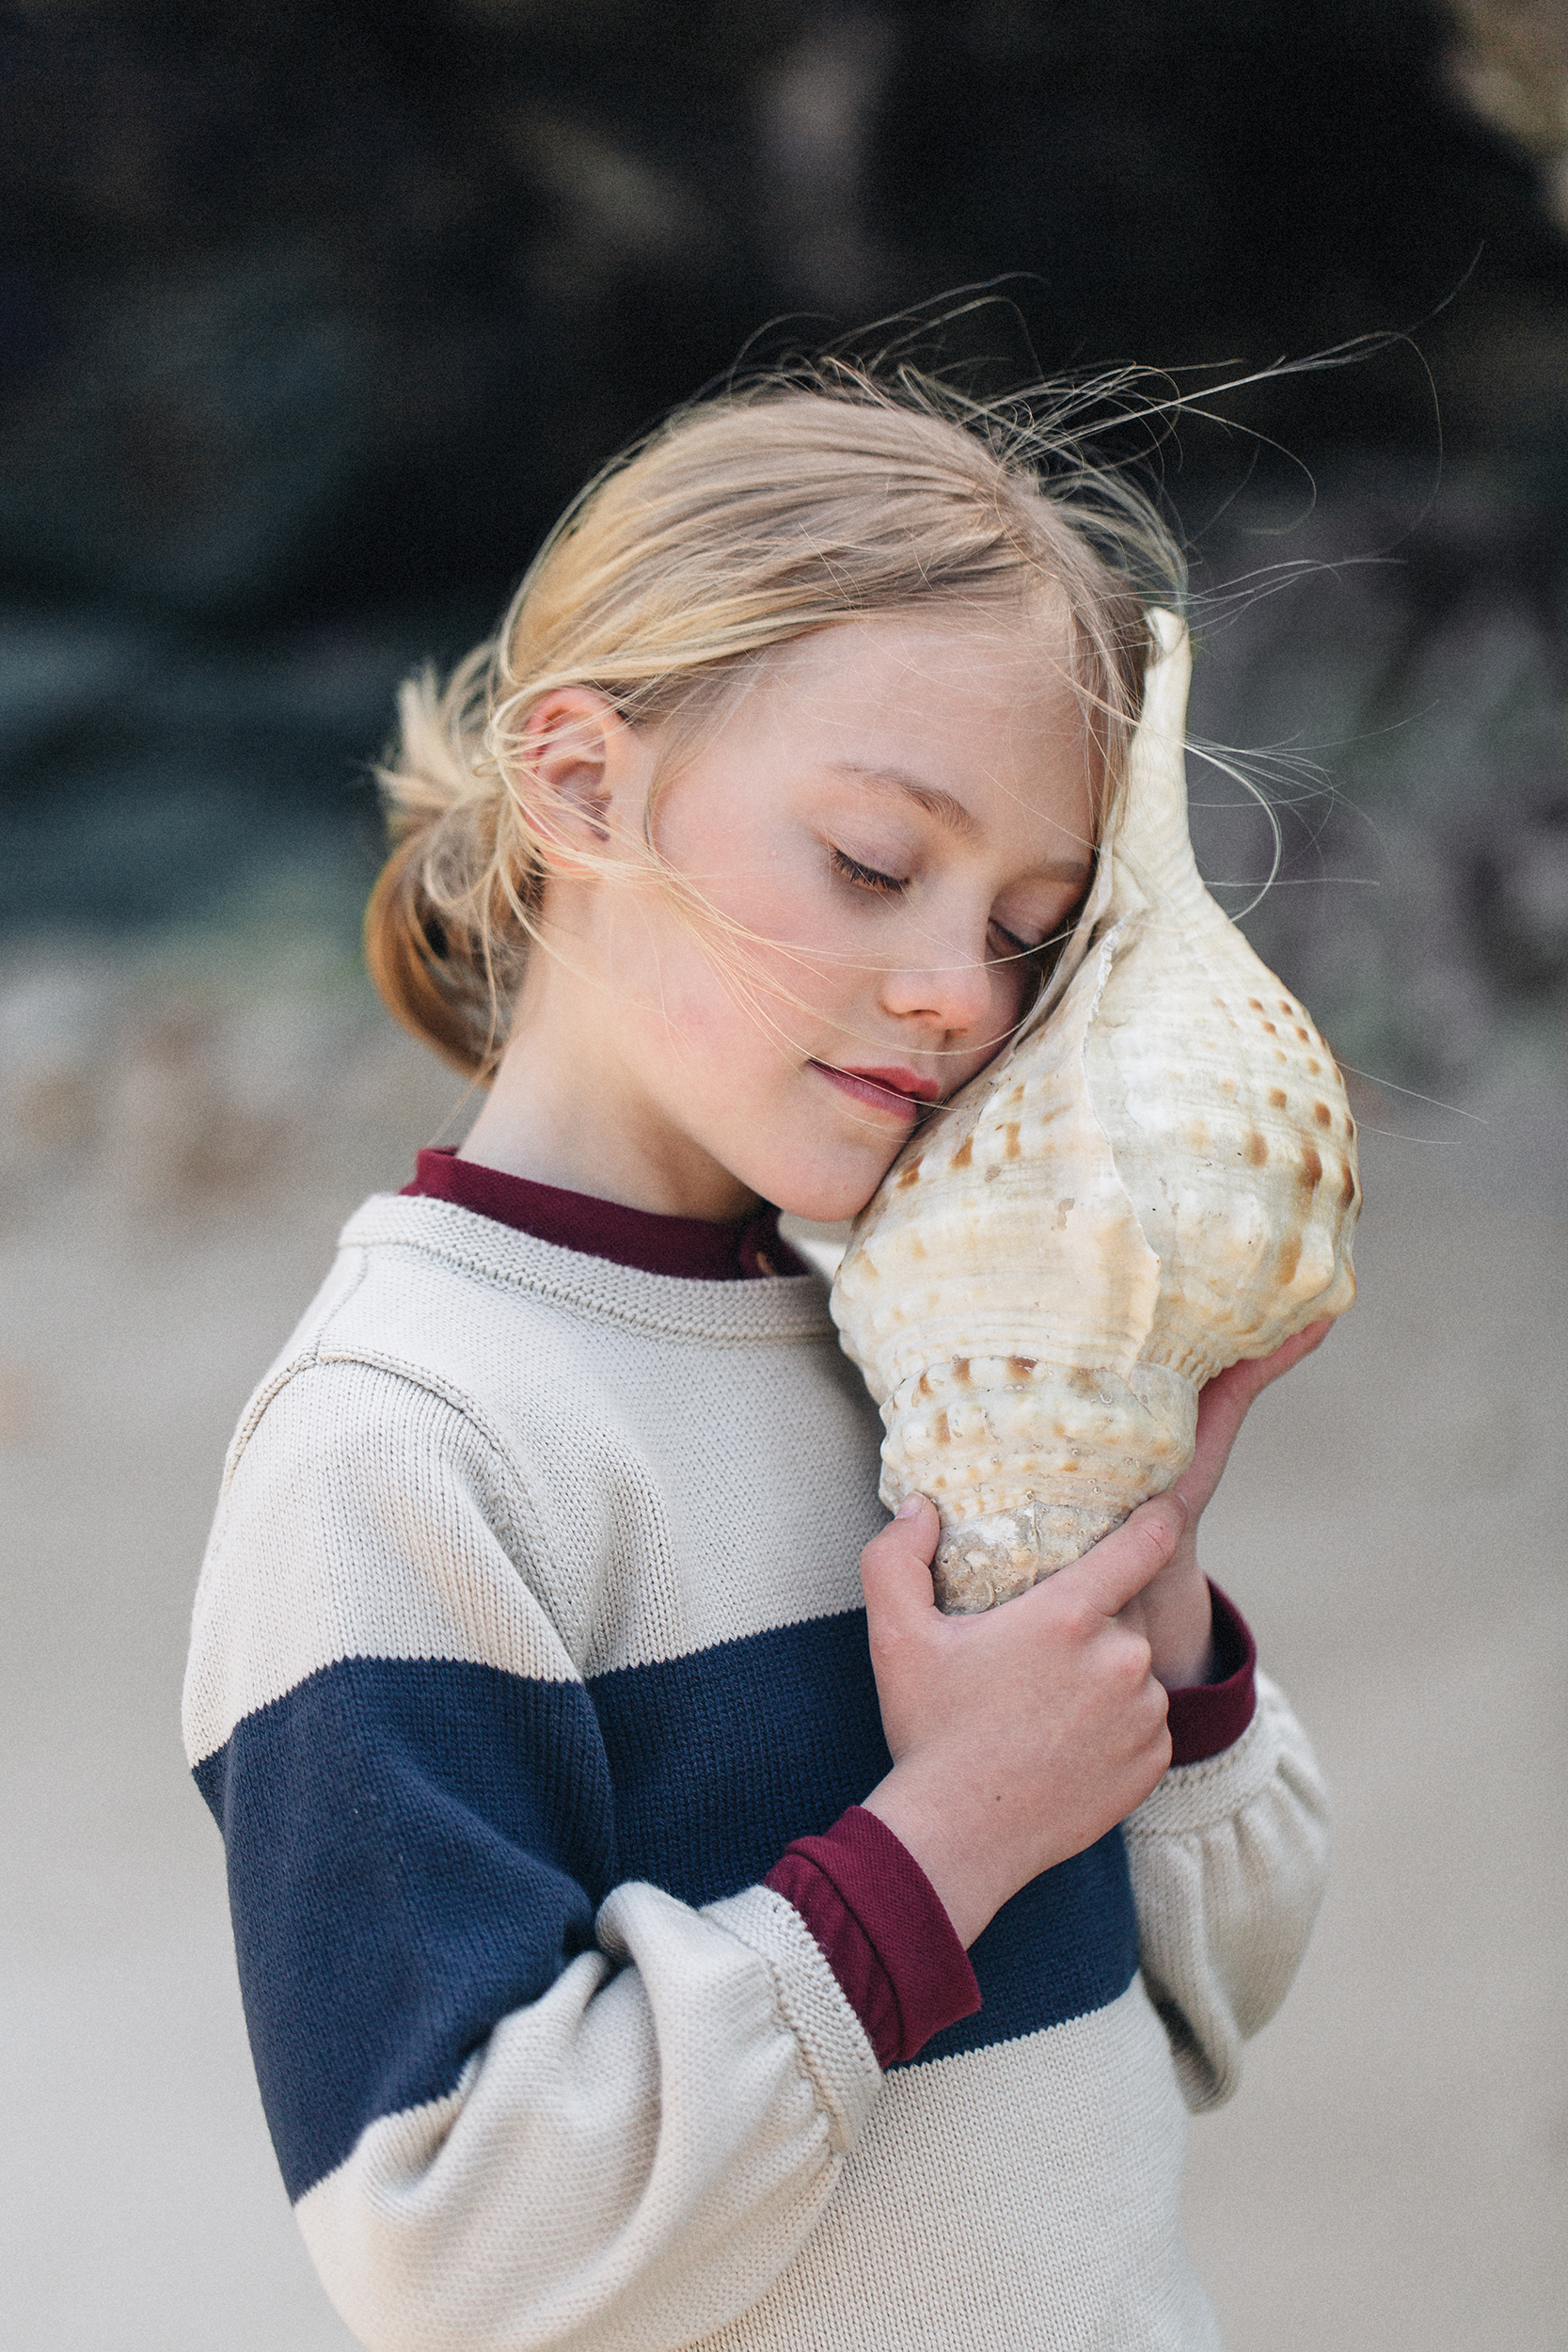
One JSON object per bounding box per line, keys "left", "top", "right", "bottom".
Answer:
{"left": 760, "top": 608, "right": 1077, "bottom": 719}
{"left": 742, "top": 610, "right": 1095, "bottom": 818}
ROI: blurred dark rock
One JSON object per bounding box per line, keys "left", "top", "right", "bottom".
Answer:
{"left": 1185, "top": 466, "right": 1565, "bottom": 1098}
{"left": 1, "top": 0, "right": 1561, "bottom": 623}
{"left": 759, "top": 7, "right": 895, "bottom": 310}
{"left": 1446, "top": 0, "right": 1568, "bottom": 236}
{"left": 0, "top": 243, "right": 382, "bottom": 607}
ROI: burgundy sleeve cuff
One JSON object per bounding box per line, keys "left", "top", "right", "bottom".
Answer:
{"left": 765, "top": 1805, "right": 980, "bottom": 2068}
{"left": 1164, "top": 1581, "right": 1258, "bottom": 1766}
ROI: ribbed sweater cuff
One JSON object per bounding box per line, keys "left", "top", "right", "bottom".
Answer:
{"left": 765, "top": 1806, "right": 980, "bottom": 2068}
{"left": 1165, "top": 1581, "right": 1258, "bottom": 1766}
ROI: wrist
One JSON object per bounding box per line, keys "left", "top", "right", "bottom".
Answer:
{"left": 1144, "top": 1554, "right": 1215, "bottom": 1691}
{"left": 860, "top": 1771, "right": 1003, "bottom": 1950}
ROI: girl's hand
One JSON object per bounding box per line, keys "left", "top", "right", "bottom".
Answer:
{"left": 860, "top": 1491, "right": 1184, "bottom": 1947}
{"left": 1124, "top": 1318, "right": 1335, "bottom": 1690}
{"left": 859, "top": 1320, "right": 1331, "bottom": 1948}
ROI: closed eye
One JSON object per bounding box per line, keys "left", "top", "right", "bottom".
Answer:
{"left": 831, "top": 846, "right": 909, "bottom": 897}
{"left": 989, "top": 919, "right": 1037, "bottom": 959}
{"left": 991, "top": 912, "right": 1077, "bottom": 966}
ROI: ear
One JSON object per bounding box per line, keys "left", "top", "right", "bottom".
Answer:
{"left": 515, "top": 688, "right": 631, "bottom": 869}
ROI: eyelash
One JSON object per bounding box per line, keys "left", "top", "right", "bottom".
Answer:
{"left": 831, "top": 847, "right": 907, "bottom": 897}
{"left": 830, "top": 846, "right": 1040, "bottom": 960}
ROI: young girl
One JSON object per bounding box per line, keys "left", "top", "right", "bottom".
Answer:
{"left": 183, "top": 373, "right": 1330, "bottom": 2352}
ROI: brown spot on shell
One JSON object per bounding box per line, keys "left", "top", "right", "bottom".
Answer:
{"left": 951, "top": 1136, "right": 973, "bottom": 1168}
{"left": 1054, "top": 1197, "right": 1074, "bottom": 1230}
{"left": 1301, "top": 1145, "right": 1323, "bottom": 1190}
{"left": 1307, "top": 1057, "right": 1322, "bottom": 1075}
{"left": 1340, "top": 1162, "right": 1357, "bottom": 1212}
{"left": 1212, "top": 995, "right": 1228, "bottom": 1009}
{"left": 1003, "top": 1122, "right": 1022, "bottom": 1159}
{"left": 1248, "top": 997, "right": 1264, "bottom": 1010}
{"left": 1278, "top": 998, "right": 1294, "bottom": 1014}
{"left": 1246, "top": 1130, "right": 1269, "bottom": 1166}
{"left": 1261, "top": 1020, "right": 1277, "bottom": 1036}
{"left": 934, "top": 1411, "right": 951, "bottom": 1445}
{"left": 1313, "top": 1101, "right": 1333, "bottom": 1127}
{"left": 1275, "top": 1236, "right": 1302, "bottom": 1285}
{"left": 953, "top": 1359, "right": 971, "bottom": 1384}
{"left": 1189, "top": 1119, "right": 1211, "bottom": 1152}
{"left": 1295, "top": 1025, "right": 1310, "bottom": 1042}
{"left": 1269, "top": 1087, "right": 1289, "bottom": 1108}
{"left": 916, "top": 1372, "right": 933, "bottom": 1399}
{"left": 895, "top": 1159, "right": 923, "bottom": 1191}
{"left": 1007, "top": 1356, "right": 1037, "bottom": 1381}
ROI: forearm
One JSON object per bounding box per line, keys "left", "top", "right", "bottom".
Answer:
{"left": 298, "top": 1882, "right": 881, "bottom": 2352}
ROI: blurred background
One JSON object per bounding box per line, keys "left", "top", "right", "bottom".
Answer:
{"left": 1, "top": 4, "right": 1563, "bottom": 2348}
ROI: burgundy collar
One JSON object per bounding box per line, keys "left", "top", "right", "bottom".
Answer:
{"left": 402, "top": 1149, "right": 808, "bottom": 1281}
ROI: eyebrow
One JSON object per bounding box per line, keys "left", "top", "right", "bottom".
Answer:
{"left": 828, "top": 761, "right": 1094, "bottom": 881}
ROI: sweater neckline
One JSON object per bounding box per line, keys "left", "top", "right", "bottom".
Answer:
{"left": 402, "top": 1148, "right": 807, "bottom": 1282}
{"left": 341, "top": 1192, "right": 834, "bottom": 1346}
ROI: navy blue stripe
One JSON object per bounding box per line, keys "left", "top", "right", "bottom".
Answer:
{"left": 196, "top": 1659, "right": 613, "bottom": 2201}
{"left": 200, "top": 1616, "right": 1136, "bottom": 2201}
{"left": 585, "top": 1613, "right": 895, "bottom": 1904}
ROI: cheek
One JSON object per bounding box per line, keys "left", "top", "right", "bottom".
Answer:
{"left": 705, "top": 880, "right": 862, "bottom": 1017}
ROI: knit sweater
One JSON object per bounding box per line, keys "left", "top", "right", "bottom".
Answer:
{"left": 183, "top": 1182, "right": 1330, "bottom": 2352}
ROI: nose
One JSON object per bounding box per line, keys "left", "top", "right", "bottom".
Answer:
{"left": 878, "top": 930, "right": 997, "bottom": 1040}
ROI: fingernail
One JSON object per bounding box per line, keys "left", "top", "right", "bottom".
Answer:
{"left": 895, "top": 1494, "right": 924, "bottom": 1520}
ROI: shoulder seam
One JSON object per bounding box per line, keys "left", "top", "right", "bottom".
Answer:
{"left": 218, "top": 1245, "right": 372, "bottom": 1490}
{"left": 220, "top": 1344, "right": 562, "bottom": 1597}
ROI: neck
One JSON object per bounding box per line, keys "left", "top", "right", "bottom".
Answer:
{"left": 459, "top": 953, "right": 760, "bottom": 1222}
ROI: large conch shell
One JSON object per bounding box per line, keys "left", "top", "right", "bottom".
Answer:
{"left": 830, "top": 611, "right": 1359, "bottom": 1612}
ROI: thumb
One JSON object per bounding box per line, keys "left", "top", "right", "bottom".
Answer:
{"left": 861, "top": 1492, "right": 942, "bottom": 1627}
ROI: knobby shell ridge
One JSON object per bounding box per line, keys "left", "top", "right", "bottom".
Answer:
{"left": 830, "top": 612, "right": 1359, "bottom": 1612}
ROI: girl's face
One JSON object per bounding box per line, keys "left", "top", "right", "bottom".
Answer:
{"left": 509, "top": 613, "right": 1100, "bottom": 1225}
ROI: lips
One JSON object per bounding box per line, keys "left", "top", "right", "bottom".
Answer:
{"left": 812, "top": 1063, "right": 941, "bottom": 1120}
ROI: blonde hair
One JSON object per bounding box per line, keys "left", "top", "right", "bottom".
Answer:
{"left": 366, "top": 364, "right": 1186, "bottom": 1076}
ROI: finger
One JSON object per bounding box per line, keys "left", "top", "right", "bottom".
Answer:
{"left": 1241, "top": 1317, "right": 1335, "bottom": 1383}
{"left": 860, "top": 1493, "right": 941, "bottom": 1624}
{"left": 1059, "top": 1490, "right": 1188, "bottom": 1618}
{"left": 1182, "top": 1318, "right": 1335, "bottom": 1503}
{"left": 1187, "top": 1359, "right": 1262, "bottom": 1479}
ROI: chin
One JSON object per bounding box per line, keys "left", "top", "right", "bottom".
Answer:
{"left": 768, "top": 1159, "right": 895, "bottom": 1230}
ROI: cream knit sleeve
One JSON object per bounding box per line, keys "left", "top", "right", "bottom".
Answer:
{"left": 182, "top": 1357, "right": 882, "bottom": 2352}
{"left": 1121, "top": 1674, "right": 1330, "bottom": 2112}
